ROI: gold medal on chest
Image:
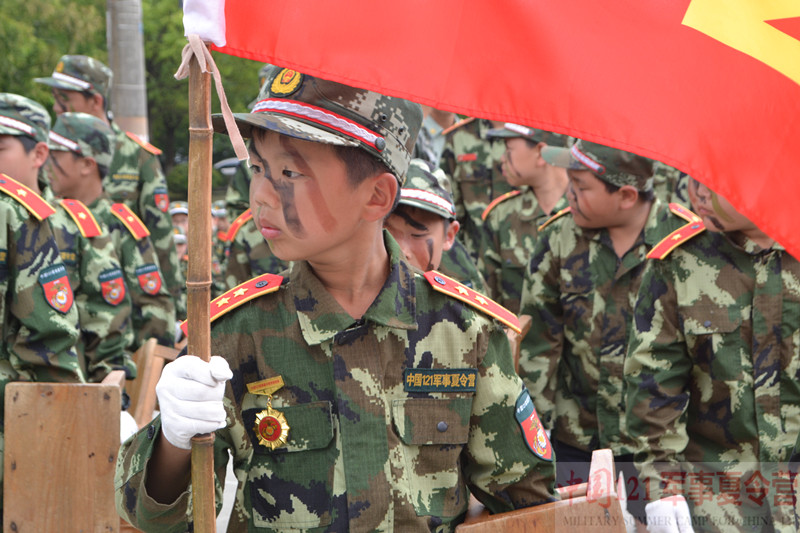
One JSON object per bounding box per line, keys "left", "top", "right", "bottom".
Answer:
{"left": 248, "top": 376, "right": 290, "bottom": 449}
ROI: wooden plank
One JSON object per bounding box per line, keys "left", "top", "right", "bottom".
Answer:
{"left": 456, "top": 449, "right": 626, "bottom": 533}
{"left": 4, "top": 382, "right": 121, "bottom": 531}
{"left": 127, "top": 338, "right": 163, "bottom": 428}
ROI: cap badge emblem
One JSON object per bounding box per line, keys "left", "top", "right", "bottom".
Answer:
{"left": 270, "top": 68, "right": 303, "bottom": 97}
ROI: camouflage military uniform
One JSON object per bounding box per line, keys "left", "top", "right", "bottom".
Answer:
{"left": 624, "top": 229, "right": 800, "bottom": 531}
{"left": 107, "top": 123, "right": 185, "bottom": 318}
{"left": 518, "top": 199, "right": 688, "bottom": 447}
{"left": 0, "top": 175, "right": 84, "bottom": 514}
{"left": 438, "top": 238, "right": 487, "bottom": 293}
{"left": 90, "top": 196, "right": 176, "bottom": 350}
{"left": 116, "top": 234, "right": 556, "bottom": 531}
{"left": 223, "top": 160, "right": 252, "bottom": 221}
{"left": 652, "top": 161, "right": 690, "bottom": 207}
{"left": 481, "top": 190, "right": 569, "bottom": 314}
{"left": 224, "top": 210, "right": 289, "bottom": 290}
{"left": 46, "top": 191, "right": 135, "bottom": 381}
{"left": 439, "top": 118, "right": 514, "bottom": 261}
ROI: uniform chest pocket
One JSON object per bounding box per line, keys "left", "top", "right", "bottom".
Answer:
{"left": 680, "top": 304, "right": 743, "bottom": 381}
{"left": 243, "top": 400, "right": 336, "bottom": 529}
{"left": 392, "top": 397, "right": 472, "bottom": 518}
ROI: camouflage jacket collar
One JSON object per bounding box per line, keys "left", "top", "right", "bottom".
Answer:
{"left": 580, "top": 198, "right": 666, "bottom": 248}
{"left": 723, "top": 230, "right": 785, "bottom": 256}
{"left": 291, "top": 230, "right": 418, "bottom": 347}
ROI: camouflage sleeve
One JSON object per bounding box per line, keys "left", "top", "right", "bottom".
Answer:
{"left": 137, "top": 151, "right": 186, "bottom": 319}
{"left": 0, "top": 204, "right": 83, "bottom": 384}
{"left": 114, "top": 416, "right": 230, "bottom": 530}
{"left": 75, "top": 231, "right": 136, "bottom": 381}
{"left": 224, "top": 222, "right": 288, "bottom": 290}
{"left": 517, "top": 228, "right": 561, "bottom": 428}
{"left": 131, "top": 235, "right": 177, "bottom": 348}
{"left": 624, "top": 257, "right": 692, "bottom": 502}
{"left": 224, "top": 234, "right": 252, "bottom": 290}
{"left": 463, "top": 325, "right": 557, "bottom": 512}
{"left": 477, "top": 214, "right": 502, "bottom": 302}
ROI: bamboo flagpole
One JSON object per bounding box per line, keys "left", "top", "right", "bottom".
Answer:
{"left": 175, "top": 33, "right": 250, "bottom": 531}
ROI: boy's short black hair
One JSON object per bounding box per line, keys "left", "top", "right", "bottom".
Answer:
{"left": 602, "top": 179, "right": 654, "bottom": 202}
{"left": 17, "top": 135, "right": 39, "bottom": 154}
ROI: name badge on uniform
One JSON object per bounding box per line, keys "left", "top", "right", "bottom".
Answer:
{"left": 403, "top": 368, "right": 477, "bottom": 393}
{"left": 248, "top": 376, "right": 290, "bottom": 449}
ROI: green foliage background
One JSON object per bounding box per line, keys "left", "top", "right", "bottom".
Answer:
{"left": 0, "top": 0, "right": 262, "bottom": 196}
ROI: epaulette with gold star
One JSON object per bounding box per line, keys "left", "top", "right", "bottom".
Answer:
{"left": 179, "top": 272, "right": 283, "bottom": 336}
{"left": 481, "top": 190, "right": 522, "bottom": 221}
{"left": 111, "top": 203, "right": 150, "bottom": 240}
{"left": 537, "top": 206, "right": 572, "bottom": 232}
{"left": 0, "top": 174, "right": 55, "bottom": 221}
{"left": 225, "top": 208, "right": 253, "bottom": 242}
{"left": 60, "top": 199, "right": 102, "bottom": 238}
{"left": 646, "top": 221, "right": 706, "bottom": 260}
{"left": 424, "top": 270, "right": 521, "bottom": 333}
{"left": 126, "top": 131, "right": 163, "bottom": 156}
{"left": 668, "top": 202, "right": 702, "bottom": 224}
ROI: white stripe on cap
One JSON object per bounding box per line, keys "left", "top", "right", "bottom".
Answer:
{"left": 401, "top": 188, "right": 456, "bottom": 217}
{"left": 570, "top": 143, "right": 605, "bottom": 175}
{"left": 0, "top": 116, "right": 35, "bottom": 136}
{"left": 49, "top": 132, "right": 81, "bottom": 153}
{"left": 252, "top": 99, "right": 384, "bottom": 151}
{"left": 504, "top": 123, "right": 533, "bottom": 136}
{"left": 52, "top": 72, "right": 92, "bottom": 91}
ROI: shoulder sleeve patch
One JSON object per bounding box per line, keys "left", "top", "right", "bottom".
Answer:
{"left": 424, "top": 270, "right": 521, "bottom": 333}
{"left": 111, "top": 203, "right": 150, "bottom": 240}
{"left": 537, "top": 206, "right": 572, "bottom": 232}
{"left": 60, "top": 199, "right": 102, "bottom": 238}
{"left": 668, "top": 202, "right": 702, "bottom": 224}
{"left": 515, "top": 388, "right": 553, "bottom": 461}
{"left": 647, "top": 221, "right": 706, "bottom": 260}
{"left": 179, "top": 272, "right": 284, "bottom": 336}
{"left": 0, "top": 174, "right": 55, "bottom": 220}
{"left": 125, "top": 131, "right": 163, "bottom": 155}
{"left": 225, "top": 208, "right": 253, "bottom": 242}
{"left": 481, "top": 190, "right": 522, "bottom": 221}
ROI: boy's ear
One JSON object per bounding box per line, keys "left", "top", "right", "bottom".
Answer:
{"left": 617, "top": 185, "right": 640, "bottom": 209}
{"left": 362, "top": 172, "right": 398, "bottom": 222}
{"left": 442, "top": 219, "right": 459, "bottom": 251}
{"left": 31, "top": 142, "right": 50, "bottom": 169}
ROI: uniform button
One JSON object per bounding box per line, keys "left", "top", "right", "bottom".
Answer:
{"left": 437, "top": 421, "right": 448, "bottom": 432}
{"left": 147, "top": 425, "right": 156, "bottom": 439}
{"left": 703, "top": 320, "right": 712, "bottom": 327}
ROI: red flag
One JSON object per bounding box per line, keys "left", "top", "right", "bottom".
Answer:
{"left": 203, "top": 0, "right": 800, "bottom": 258}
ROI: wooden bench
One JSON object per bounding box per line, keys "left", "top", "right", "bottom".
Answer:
{"left": 4, "top": 371, "right": 126, "bottom": 531}
{"left": 456, "top": 448, "right": 626, "bottom": 532}
{"left": 127, "top": 338, "right": 180, "bottom": 428}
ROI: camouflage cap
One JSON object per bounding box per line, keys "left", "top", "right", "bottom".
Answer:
{"left": 486, "top": 122, "right": 568, "bottom": 147}
{"left": 211, "top": 199, "right": 227, "bottom": 217}
{"left": 34, "top": 55, "right": 113, "bottom": 100}
{"left": 541, "top": 139, "right": 654, "bottom": 191}
{"left": 170, "top": 201, "right": 188, "bottom": 216}
{"left": 398, "top": 159, "right": 456, "bottom": 220}
{"left": 48, "top": 112, "right": 115, "bottom": 170}
{"left": 213, "top": 65, "right": 423, "bottom": 183}
{"left": 0, "top": 93, "right": 51, "bottom": 143}
{"left": 247, "top": 63, "right": 274, "bottom": 110}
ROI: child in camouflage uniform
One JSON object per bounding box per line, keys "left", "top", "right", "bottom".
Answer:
{"left": 625, "top": 177, "right": 800, "bottom": 532}
{"left": 517, "top": 140, "right": 700, "bottom": 526}
{"left": 0, "top": 93, "right": 84, "bottom": 518}
{"left": 479, "top": 123, "right": 570, "bottom": 314}
{"left": 385, "top": 158, "right": 486, "bottom": 291}
{"left": 48, "top": 112, "right": 176, "bottom": 353}
{"left": 116, "top": 66, "right": 557, "bottom": 531}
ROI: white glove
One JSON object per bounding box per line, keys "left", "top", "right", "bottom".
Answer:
{"left": 120, "top": 410, "right": 139, "bottom": 443}
{"left": 645, "top": 495, "right": 694, "bottom": 533}
{"left": 156, "top": 355, "right": 232, "bottom": 450}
